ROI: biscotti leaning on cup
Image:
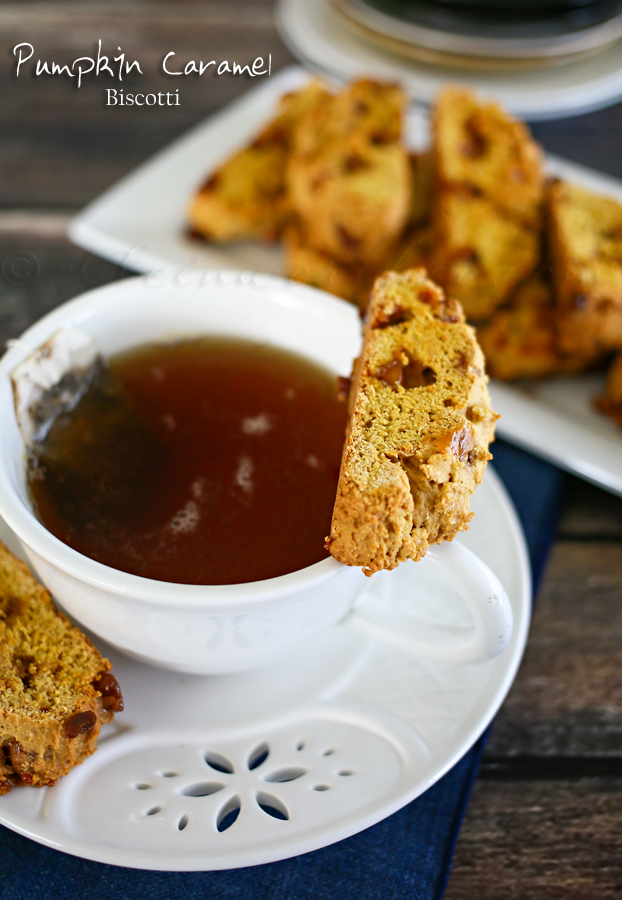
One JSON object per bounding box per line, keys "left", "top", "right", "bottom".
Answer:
{"left": 326, "top": 269, "right": 498, "bottom": 575}
{"left": 0, "top": 541, "right": 123, "bottom": 794}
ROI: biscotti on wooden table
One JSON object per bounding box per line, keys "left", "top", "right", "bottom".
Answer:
{"left": 327, "top": 269, "right": 497, "bottom": 575}
{"left": 0, "top": 541, "right": 122, "bottom": 794}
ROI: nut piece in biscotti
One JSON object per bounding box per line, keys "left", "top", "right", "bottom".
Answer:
{"left": 477, "top": 276, "right": 599, "bottom": 381}
{"left": 0, "top": 541, "right": 123, "bottom": 794}
{"left": 433, "top": 86, "right": 544, "bottom": 228}
{"left": 283, "top": 222, "right": 379, "bottom": 310}
{"left": 595, "top": 352, "right": 622, "bottom": 428}
{"left": 548, "top": 179, "right": 622, "bottom": 356}
{"left": 286, "top": 80, "right": 412, "bottom": 265}
{"left": 429, "top": 190, "right": 540, "bottom": 321}
{"left": 327, "top": 269, "right": 497, "bottom": 575}
{"left": 188, "top": 80, "right": 329, "bottom": 242}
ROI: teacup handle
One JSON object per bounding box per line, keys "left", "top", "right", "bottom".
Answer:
{"left": 347, "top": 541, "right": 513, "bottom": 664}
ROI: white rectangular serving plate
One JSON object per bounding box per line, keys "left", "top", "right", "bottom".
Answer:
{"left": 69, "top": 65, "right": 622, "bottom": 497}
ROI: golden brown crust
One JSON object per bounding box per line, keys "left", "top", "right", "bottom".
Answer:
{"left": 188, "top": 81, "right": 330, "bottom": 243}
{"left": 327, "top": 269, "right": 497, "bottom": 575}
{"left": 429, "top": 189, "right": 541, "bottom": 321}
{"left": 0, "top": 541, "right": 122, "bottom": 794}
{"left": 430, "top": 87, "right": 544, "bottom": 320}
{"left": 286, "top": 80, "right": 412, "bottom": 265}
{"left": 547, "top": 179, "right": 622, "bottom": 356}
{"left": 433, "top": 86, "right": 544, "bottom": 228}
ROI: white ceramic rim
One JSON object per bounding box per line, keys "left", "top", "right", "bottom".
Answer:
{"left": 0, "top": 273, "right": 356, "bottom": 609}
{"left": 276, "top": 0, "right": 622, "bottom": 120}
{"left": 330, "top": 0, "right": 622, "bottom": 59}
{"left": 0, "top": 467, "right": 532, "bottom": 871}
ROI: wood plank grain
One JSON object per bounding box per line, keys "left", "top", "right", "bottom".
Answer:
{"left": 3, "top": 0, "right": 622, "bottom": 210}
{"left": 484, "top": 541, "right": 622, "bottom": 759}
{"left": 0, "top": 233, "right": 128, "bottom": 344}
{"left": 444, "top": 778, "right": 622, "bottom": 900}
{"left": 558, "top": 478, "right": 622, "bottom": 540}
{"left": 0, "top": 2, "right": 296, "bottom": 206}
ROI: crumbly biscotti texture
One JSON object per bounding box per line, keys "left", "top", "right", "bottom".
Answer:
{"left": 286, "top": 80, "right": 412, "bottom": 264}
{"left": 429, "top": 190, "right": 540, "bottom": 321}
{"left": 327, "top": 269, "right": 497, "bottom": 575}
{"left": 0, "top": 542, "right": 123, "bottom": 794}
{"left": 547, "top": 179, "right": 622, "bottom": 356}
{"left": 476, "top": 276, "right": 598, "bottom": 380}
{"left": 433, "top": 86, "right": 544, "bottom": 227}
{"left": 188, "top": 81, "right": 329, "bottom": 242}
{"left": 595, "top": 352, "right": 622, "bottom": 428}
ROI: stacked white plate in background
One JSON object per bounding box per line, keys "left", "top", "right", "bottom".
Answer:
{"left": 277, "top": 0, "right": 622, "bottom": 118}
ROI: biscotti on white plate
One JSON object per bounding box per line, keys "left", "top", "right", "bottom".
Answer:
{"left": 0, "top": 541, "right": 123, "bottom": 794}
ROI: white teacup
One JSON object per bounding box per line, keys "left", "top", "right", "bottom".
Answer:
{"left": 0, "top": 273, "right": 512, "bottom": 674}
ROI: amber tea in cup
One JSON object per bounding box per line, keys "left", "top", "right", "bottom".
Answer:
{"left": 28, "top": 337, "right": 348, "bottom": 585}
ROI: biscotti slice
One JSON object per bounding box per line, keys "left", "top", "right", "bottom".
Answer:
{"left": 0, "top": 541, "right": 123, "bottom": 794}
{"left": 433, "top": 86, "right": 544, "bottom": 228}
{"left": 476, "top": 276, "right": 598, "bottom": 380}
{"left": 283, "top": 221, "right": 378, "bottom": 309}
{"left": 286, "top": 80, "right": 412, "bottom": 265}
{"left": 429, "top": 189, "right": 540, "bottom": 321}
{"left": 595, "top": 352, "right": 622, "bottom": 429}
{"left": 284, "top": 220, "right": 432, "bottom": 312}
{"left": 548, "top": 179, "right": 622, "bottom": 356}
{"left": 327, "top": 269, "right": 497, "bottom": 575}
{"left": 188, "top": 80, "right": 329, "bottom": 242}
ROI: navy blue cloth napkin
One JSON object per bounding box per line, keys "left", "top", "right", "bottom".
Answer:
{"left": 1, "top": 440, "right": 564, "bottom": 900}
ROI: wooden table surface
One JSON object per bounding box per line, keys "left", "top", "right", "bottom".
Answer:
{"left": 2, "top": 2, "right": 622, "bottom": 896}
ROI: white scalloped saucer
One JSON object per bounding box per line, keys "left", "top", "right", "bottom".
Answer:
{"left": 0, "top": 468, "right": 529, "bottom": 871}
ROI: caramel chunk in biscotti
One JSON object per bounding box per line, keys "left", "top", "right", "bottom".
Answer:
{"left": 188, "top": 80, "right": 330, "bottom": 242}
{"left": 327, "top": 269, "right": 498, "bottom": 575}
{"left": 547, "top": 179, "right": 622, "bottom": 356}
{"left": 0, "top": 541, "right": 122, "bottom": 794}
